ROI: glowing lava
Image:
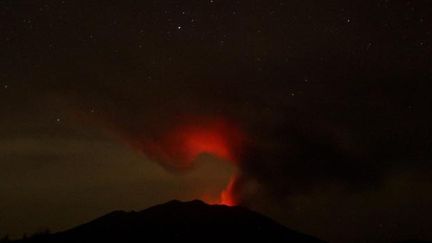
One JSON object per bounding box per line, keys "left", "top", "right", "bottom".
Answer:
{"left": 220, "top": 175, "right": 237, "bottom": 206}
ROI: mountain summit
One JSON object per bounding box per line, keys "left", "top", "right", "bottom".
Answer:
{"left": 15, "top": 200, "right": 325, "bottom": 242}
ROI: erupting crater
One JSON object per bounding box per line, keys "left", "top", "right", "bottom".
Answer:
{"left": 151, "top": 117, "right": 246, "bottom": 206}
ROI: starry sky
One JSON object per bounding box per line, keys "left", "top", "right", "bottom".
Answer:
{"left": 1, "top": 0, "right": 432, "bottom": 242}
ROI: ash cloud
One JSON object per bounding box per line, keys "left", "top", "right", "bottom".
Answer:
{"left": 5, "top": 0, "right": 432, "bottom": 206}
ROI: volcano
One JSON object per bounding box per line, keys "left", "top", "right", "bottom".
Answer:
{"left": 14, "top": 200, "right": 325, "bottom": 243}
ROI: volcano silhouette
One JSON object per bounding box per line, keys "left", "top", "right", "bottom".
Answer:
{"left": 15, "top": 200, "right": 325, "bottom": 243}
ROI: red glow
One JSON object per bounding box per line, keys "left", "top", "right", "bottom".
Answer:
{"left": 169, "top": 118, "right": 244, "bottom": 206}
{"left": 161, "top": 118, "right": 245, "bottom": 166}
{"left": 220, "top": 175, "right": 237, "bottom": 206}
{"left": 178, "top": 124, "right": 234, "bottom": 162}
{"left": 137, "top": 116, "right": 245, "bottom": 206}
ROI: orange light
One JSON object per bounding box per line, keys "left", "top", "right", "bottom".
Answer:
{"left": 219, "top": 175, "right": 237, "bottom": 206}
{"left": 137, "top": 116, "right": 245, "bottom": 206}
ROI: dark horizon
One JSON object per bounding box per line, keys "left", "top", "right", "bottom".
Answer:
{"left": 4, "top": 200, "right": 326, "bottom": 243}
{"left": 1, "top": 0, "right": 432, "bottom": 242}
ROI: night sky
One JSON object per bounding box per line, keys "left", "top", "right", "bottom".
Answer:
{"left": 1, "top": 0, "right": 432, "bottom": 242}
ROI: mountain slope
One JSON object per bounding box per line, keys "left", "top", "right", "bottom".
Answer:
{"left": 16, "top": 200, "right": 325, "bottom": 243}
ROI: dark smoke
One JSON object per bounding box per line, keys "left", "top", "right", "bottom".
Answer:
{"left": 66, "top": 70, "right": 432, "bottom": 206}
